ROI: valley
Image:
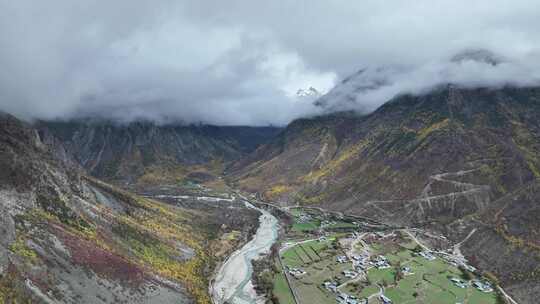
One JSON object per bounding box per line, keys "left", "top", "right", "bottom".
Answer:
{"left": 197, "top": 189, "right": 514, "bottom": 304}
{"left": 3, "top": 86, "right": 540, "bottom": 304}
{"left": 0, "top": 114, "right": 267, "bottom": 304}
{"left": 4, "top": 2, "right": 540, "bottom": 303}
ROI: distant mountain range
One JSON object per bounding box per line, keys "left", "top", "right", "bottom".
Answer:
{"left": 37, "top": 120, "right": 282, "bottom": 185}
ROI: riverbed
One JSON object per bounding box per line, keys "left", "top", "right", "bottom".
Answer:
{"left": 211, "top": 201, "right": 279, "bottom": 304}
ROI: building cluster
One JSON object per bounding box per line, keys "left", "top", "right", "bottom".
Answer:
{"left": 449, "top": 277, "right": 493, "bottom": 292}
{"left": 337, "top": 255, "right": 349, "bottom": 263}
{"left": 296, "top": 213, "right": 312, "bottom": 223}
{"left": 342, "top": 269, "right": 358, "bottom": 279}
{"left": 445, "top": 254, "right": 477, "bottom": 272}
{"left": 336, "top": 291, "right": 366, "bottom": 304}
{"left": 416, "top": 250, "right": 437, "bottom": 261}
{"left": 286, "top": 266, "right": 306, "bottom": 278}
{"left": 450, "top": 277, "right": 469, "bottom": 289}
{"left": 352, "top": 256, "right": 367, "bottom": 271}
{"left": 320, "top": 220, "right": 337, "bottom": 228}
{"left": 372, "top": 255, "right": 391, "bottom": 269}
{"left": 472, "top": 280, "right": 494, "bottom": 293}
{"left": 401, "top": 266, "right": 413, "bottom": 275}
{"left": 322, "top": 282, "right": 367, "bottom": 304}
{"left": 323, "top": 281, "right": 339, "bottom": 293}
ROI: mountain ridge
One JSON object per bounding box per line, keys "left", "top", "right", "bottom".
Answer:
{"left": 231, "top": 85, "right": 540, "bottom": 208}
{"left": 37, "top": 120, "right": 282, "bottom": 185}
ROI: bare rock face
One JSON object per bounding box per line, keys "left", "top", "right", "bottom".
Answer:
{"left": 0, "top": 208, "right": 15, "bottom": 274}
{"left": 37, "top": 120, "right": 281, "bottom": 184}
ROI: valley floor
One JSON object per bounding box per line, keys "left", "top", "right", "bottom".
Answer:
{"left": 248, "top": 205, "right": 515, "bottom": 304}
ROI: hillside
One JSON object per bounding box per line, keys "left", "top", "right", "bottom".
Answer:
{"left": 231, "top": 86, "right": 540, "bottom": 216}
{"left": 38, "top": 120, "right": 281, "bottom": 185}
{"left": 0, "top": 113, "right": 257, "bottom": 304}
{"left": 229, "top": 85, "right": 540, "bottom": 303}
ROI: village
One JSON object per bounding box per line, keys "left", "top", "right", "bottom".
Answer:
{"left": 272, "top": 208, "right": 501, "bottom": 304}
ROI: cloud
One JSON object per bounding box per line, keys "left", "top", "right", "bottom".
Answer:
{"left": 0, "top": 1, "right": 539, "bottom": 125}
{"left": 315, "top": 50, "right": 540, "bottom": 113}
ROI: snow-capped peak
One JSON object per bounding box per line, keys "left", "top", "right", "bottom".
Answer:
{"left": 296, "top": 87, "right": 322, "bottom": 98}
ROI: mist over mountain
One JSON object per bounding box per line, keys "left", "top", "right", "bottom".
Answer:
{"left": 2, "top": 1, "right": 540, "bottom": 125}
{"left": 314, "top": 49, "right": 540, "bottom": 114}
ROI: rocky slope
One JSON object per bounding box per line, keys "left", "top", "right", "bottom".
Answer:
{"left": 38, "top": 120, "right": 281, "bottom": 185}
{"left": 0, "top": 113, "right": 257, "bottom": 304}
{"left": 231, "top": 86, "right": 540, "bottom": 217}
{"left": 444, "top": 179, "right": 540, "bottom": 303}
{"left": 229, "top": 85, "right": 540, "bottom": 303}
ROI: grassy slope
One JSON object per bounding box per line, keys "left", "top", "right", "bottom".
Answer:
{"left": 85, "top": 177, "right": 215, "bottom": 303}
{"left": 1, "top": 176, "right": 217, "bottom": 304}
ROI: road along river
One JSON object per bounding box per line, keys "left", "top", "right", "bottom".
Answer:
{"left": 211, "top": 201, "right": 279, "bottom": 304}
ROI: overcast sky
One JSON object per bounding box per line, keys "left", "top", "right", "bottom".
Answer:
{"left": 1, "top": 1, "right": 540, "bottom": 125}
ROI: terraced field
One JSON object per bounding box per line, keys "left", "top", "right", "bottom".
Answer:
{"left": 362, "top": 233, "right": 499, "bottom": 304}
{"left": 269, "top": 207, "right": 503, "bottom": 304}
{"left": 289, "top": 208, "right": 358, "bottom": 234}
{"left": 278, "top": 215, "right": 504, "bottom": 304}
{"left": 272, "top": 261, "right": 295, "bottom": 304}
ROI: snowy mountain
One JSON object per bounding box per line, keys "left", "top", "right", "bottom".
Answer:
{"left": 295, "top": 87, "right": 322, "bottom": 98}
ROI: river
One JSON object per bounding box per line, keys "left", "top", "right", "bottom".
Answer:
{"left": 211, "top": 201, "right": 279, "bottom": 304}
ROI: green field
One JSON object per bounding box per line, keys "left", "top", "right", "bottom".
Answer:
{"left": 292, "top": 220, "right": 321, "bottom": 232}
{"left": 326, "top": 221, "right": 357, "bottom": 230}
{"left": 368, "top": 267, "right": 396, "bottom": 285}
{"left": 278, "top": 239, "right": 356, "bottom": 304}
{"left": 277, "top": 239, "right": 351, "bottom": 304}
{"left": 292, "top": 259, "right": 352, "bottom": 304}
{"left": 272, "top": 260, "right": 295, "bottom": 304}
{"left": 275, "top": 230, "right": 500, "bottom": 304}
{"left": 282, "top": 247, "right": 307, "bottom": 267}
{"left": 302, "top": 240, "right": 330, "bottom": 257}
{"left": 289, "top": 207, "right": 360, "bottom": 234}
{"left": 289, "top": 208, "right": 305, "bottom": 216}
{"left": 281, "top": 239, "right": 334, "bottom": 267}
{"left": 362, "top": 248, "right": 498, "bottom": 304}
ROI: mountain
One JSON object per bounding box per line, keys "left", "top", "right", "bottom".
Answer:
{"left": 450, "top": 48, "right": 502, "bottom": 66}
{"left": 229, "top": 85, "right": 540, "bottom": 302}
{"left": 313, "top": 49, "right": 503, "bottom": 114}
{"left": 296, "top": 87, "right": 322, "bottom": 98}
{"left": 0, "top": 113, "right": 257, "bottom": 304}
{"left": 313, "top": 67, "right": 390, "bottom": 112}
{"left": 38, "top": 120, "right": 281, "bottom": 185}
{"left": 231, "top": 85, "right": 540, "bottom": 217}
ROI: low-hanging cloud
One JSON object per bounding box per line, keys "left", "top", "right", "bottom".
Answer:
{"left": 316, "top": 50, "right": 540, "bottom": 113}
{"left": 1, "top": 1, "right": 539, "bottom": 125}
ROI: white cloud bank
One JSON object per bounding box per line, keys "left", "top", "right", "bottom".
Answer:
{"left": 0, "top": 0, "right": 539, "bottom": 125}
